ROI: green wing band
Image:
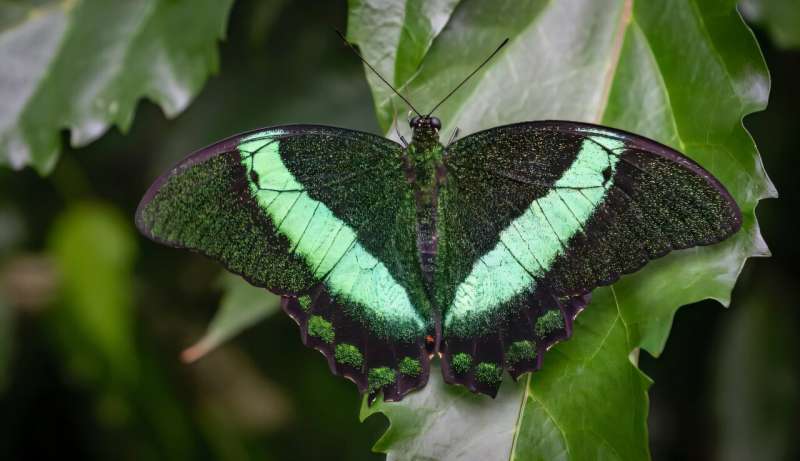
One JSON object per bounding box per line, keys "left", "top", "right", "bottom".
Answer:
{"left": 445, "top": 135, "right": 622, "bottom": 332}
{"left": 240, "top": 131, "right": 425, "bottom": 336}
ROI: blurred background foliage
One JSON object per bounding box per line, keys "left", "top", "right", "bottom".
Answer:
{"left": 0, "top": 0, "right": 797, "bottom": 460}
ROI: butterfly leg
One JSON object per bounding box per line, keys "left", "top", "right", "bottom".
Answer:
{"left": 445, "top": 127, "right": 460, "bottom": 146}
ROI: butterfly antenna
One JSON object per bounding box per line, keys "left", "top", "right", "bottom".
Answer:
{"left": 336, "top": 30, "right": 422, "bottom": 117}
{"left": 426, "top": 38, "right": 509, "bottom": 117}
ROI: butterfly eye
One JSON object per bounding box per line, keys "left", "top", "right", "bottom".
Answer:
{"left": 430, "top": 117, "right": 442, "bottom": 130}
{"left": 409, "top": 116, "right": 420, "bottom": 128}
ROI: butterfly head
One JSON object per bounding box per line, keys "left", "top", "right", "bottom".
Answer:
{"left": 409, "top": 115, "right": 442, "bottom": 148}
{"left": 409, "top": 115, "right": 441, "bottom": 131}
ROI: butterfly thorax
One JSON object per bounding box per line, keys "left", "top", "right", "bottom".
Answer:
{"left": 407, "top": 118, "right": 444, "bottom": 189}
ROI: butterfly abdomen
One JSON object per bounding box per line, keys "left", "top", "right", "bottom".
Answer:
{"left": 406, "top": 143, "right": 446, "bottom": 292}
{"left": 415, "top": 185, "right": 438, "bottom": 286}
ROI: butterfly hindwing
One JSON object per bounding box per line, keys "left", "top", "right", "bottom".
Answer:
{"left": 438, "top": 121, "right": 740, "bottom": 395}
{"left": 136, "top": 125, "right": 432, "bottom": 400}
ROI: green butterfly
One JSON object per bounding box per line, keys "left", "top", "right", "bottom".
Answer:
{"left": 136, "top": 39, "right": 740, "bottom": 402}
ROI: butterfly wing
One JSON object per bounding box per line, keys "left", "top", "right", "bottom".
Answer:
{"left": 437, "top": 121, "right": 740, "bottom": 396}
{"left": 136, "top": 125, "right": 432, "bottom": 400}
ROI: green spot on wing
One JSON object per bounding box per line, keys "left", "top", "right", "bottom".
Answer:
{"left": 398, "top": 357, "right": 422, "bottom": 377}
{"left": 307, "top": 315, "right": 335, "bottom": 344}
{"left": 368, "top": 367, "right": 396, "bottom": 393}
{"left": 474, "top": 362, "right": 502, "bottom": 385}
{"left": 334, "top": 343, "right": 363, "bottom": 368}
{"left": 451, "top": 353, "right": 473, "bottom": 375}
{"left": 298, "top": 294, "right": 312, "bottom": 311}
{"left": 535, "top": 310, "right": 565, "bottom": 338}
{"left": 505, "top": 340, "right": 537, "bottom": 365}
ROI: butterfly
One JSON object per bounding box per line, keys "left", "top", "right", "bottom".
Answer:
{"left": 136, "top": 37, "right": 740, "bottom": 402}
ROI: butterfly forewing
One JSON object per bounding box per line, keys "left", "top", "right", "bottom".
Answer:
{"left": 136, "top": 125, "right": 433, "bottom": 400}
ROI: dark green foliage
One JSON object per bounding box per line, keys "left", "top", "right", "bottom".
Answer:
{"left": 0, "top": 0, "right": 778, "bottom": 458}
{"left": 0, "top": 0, "right": 234, "bottom": 173}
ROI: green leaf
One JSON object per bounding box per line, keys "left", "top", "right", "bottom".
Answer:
{"left": 350, "top": 0, "right": 775, "bottom": 459}
{"left": 740, "top": 0, "right": 800, "bottom": 48}
{"left": 0, "top": 0, "right": 234, "bottom": 173}
{"left": 182, "top": 273, "right": 281, "bottom": 363}
{"left": 347, "top": 0, "right": 461, "bottom": 123}
{"left": 48, "top": 202, "right": 139, "bottom": 383}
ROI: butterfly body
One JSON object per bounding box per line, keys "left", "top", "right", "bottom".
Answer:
{"left": 137, "top": 119, "right": 740, "bottom": 402}
{"left": 405, "top": 116, "right": 446, "bottom": 299}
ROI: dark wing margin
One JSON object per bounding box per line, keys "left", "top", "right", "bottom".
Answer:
{"left": 437, "top": 120, "right": 741, "bottom": 396}
{"left": 136, "top": 125, "right": 431, "bottom": 401}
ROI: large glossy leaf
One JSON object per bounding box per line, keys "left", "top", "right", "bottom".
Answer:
{"left": 182, "top": 273, "right": 281, "bottom": 363}
{"left": 0, "top": 0, "right": 234, "bottom": 173}
{"left": 349, "top": 0, "right": 774, "bottom": 459}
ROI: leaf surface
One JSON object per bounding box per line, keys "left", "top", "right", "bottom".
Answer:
{"left": 347, "top": 0, "right": 461, "bottom": 123}
{"left": 349, "top": 0, "right": 774, "bottom": 459}
{"left": 182, "top": 273, "right": 281, "bottom": 363}
{"left": 0, "top": 0, "right": 233, "bottom": 173}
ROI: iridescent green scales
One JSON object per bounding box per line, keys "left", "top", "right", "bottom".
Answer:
{"left": 368, "top": 367, "right": 396, "bottom": 393}
{"left": 398, "top": 357, "right": 423, "bottom": 377}
{"left": 307, "top": 315, "right": 335, "bottom": 344}
{"left": 334, "top": 344, "right": 363, "bottom": 368}
{"left": 444, "top": 135, "right": 623, "bottom": 334}
{"left": 239, "top": 131, "right": 425, "bottom": 340}
{"left": 136, "top": 119, "right": 741, "bottom": 401}
{"left": 451, "top": 353, "right": 472, "bottom": 375}
{"left": 474, "top": 362, "right": 503, "bottom": 385}
{"left": 506, "top": 340, "right": 537, "bottom": 366}
{"left": 535, "top": 310, "right": 565, "bottom": 338}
